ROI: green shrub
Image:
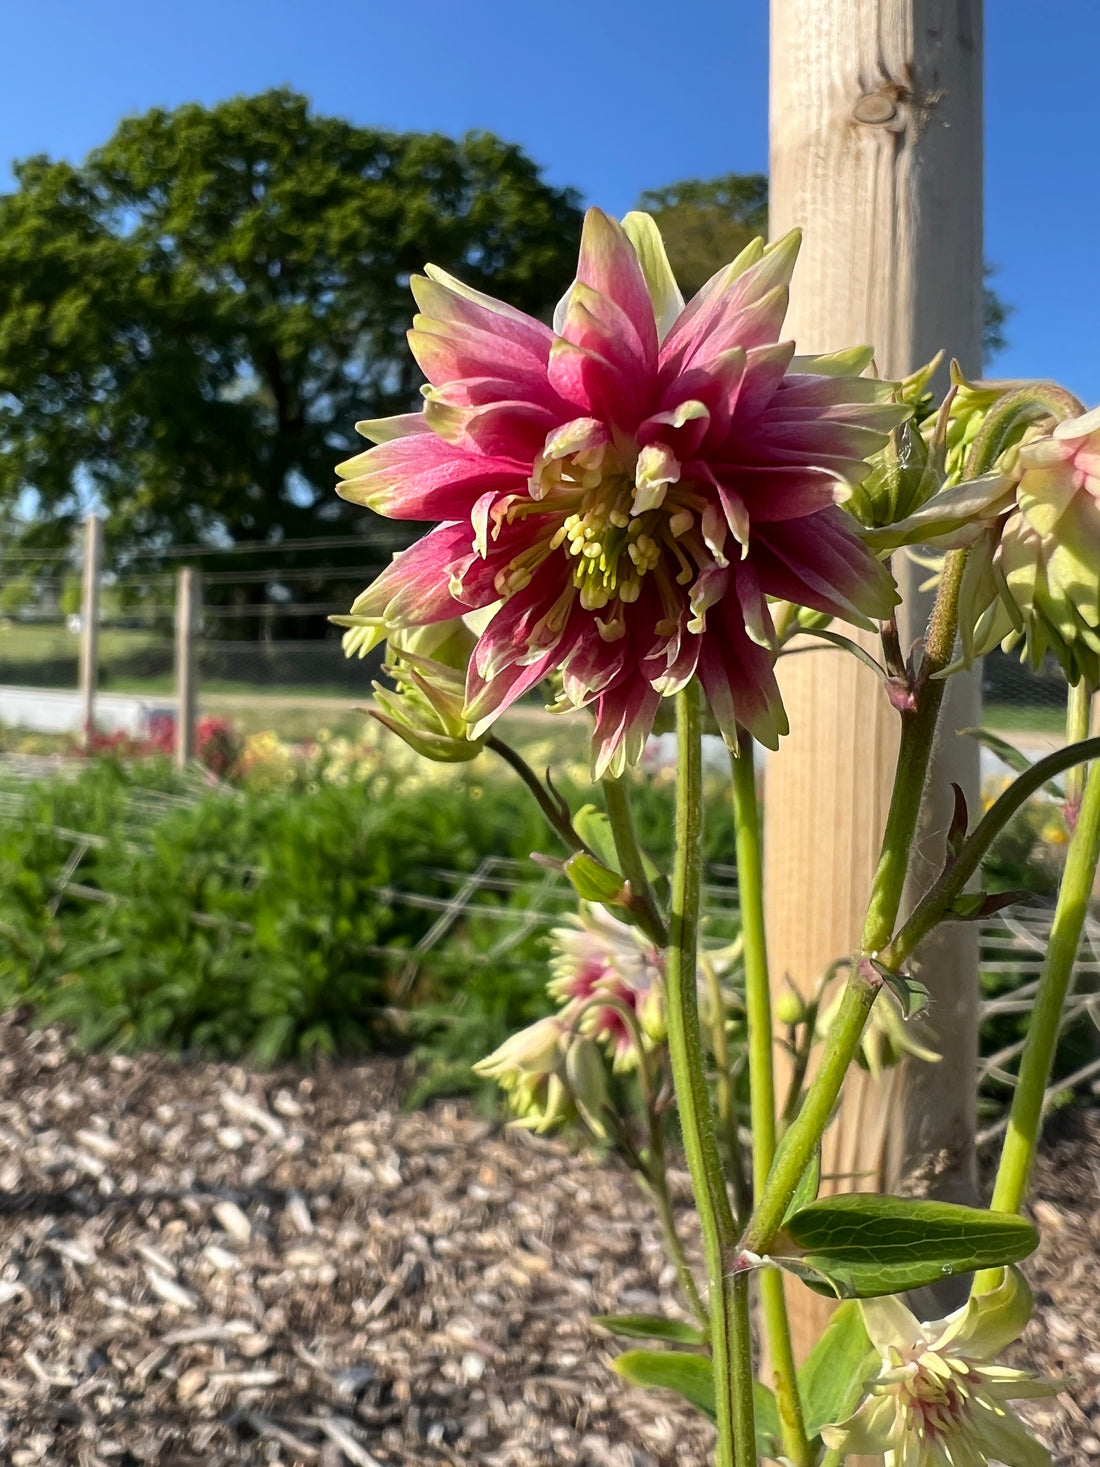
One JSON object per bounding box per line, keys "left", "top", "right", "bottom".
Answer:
{"left": 0, "top": 758, "right": 555, "bottom": 1063}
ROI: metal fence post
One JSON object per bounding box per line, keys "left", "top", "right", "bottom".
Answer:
{"left": 78, "top": 513, "right": 103, "bottom": 751}
{"left": 175, "top": 567, "right": 200, "bottom": 769}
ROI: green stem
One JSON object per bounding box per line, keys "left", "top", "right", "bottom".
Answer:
{"left": 743, "top": 551, "right": 967, "bottom": 1253}
{"left": 731, "top": 735, "right": 777, "bottom": 1188}
{"left": 962, "top": 383, "right": 1085, "bottom": 479}
{"left": 975, "top": 731, "right": 1100, "bottom": 1292}
{"left": 602, "top": 773, "right": 669, "bottom": 948}
{"left": 701, "top": 948, "right": 752, "bottom": 1224}
{"left": 666, "top": 683, "right": 742, "bottom": 1467}
{"left": 486, "top": 736, "right": 588, "bottom": 855}
{"left": 1064, "top": 680, "right": 1092, "bottom": 819}
{"left": 730, "top": 733, "right": 812, "bottom": 1467}
{"left": 881, "top": 735, "right": 1100, "bottom": 972}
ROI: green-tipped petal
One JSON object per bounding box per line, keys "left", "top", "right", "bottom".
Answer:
{"left": 621, "top": 210, "right": 685, "bottom": 341}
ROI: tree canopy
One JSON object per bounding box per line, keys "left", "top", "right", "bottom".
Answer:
{"left": 0, "top": 90, "right": 583, "bottom": 567}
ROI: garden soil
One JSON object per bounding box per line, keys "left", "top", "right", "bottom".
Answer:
{"left": 0, "top": 1011, "right": 1094, "bottom": 1467}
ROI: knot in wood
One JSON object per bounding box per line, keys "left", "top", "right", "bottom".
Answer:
{"left": 852, "top": 91, "right": 899, "bottom": 125}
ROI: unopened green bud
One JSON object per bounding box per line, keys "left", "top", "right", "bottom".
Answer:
{"left": 773, "top": 991, "right": 806, "bottom": 1027}
{"left": 565, "top": 1035, "right": 610, "bottom": 1139}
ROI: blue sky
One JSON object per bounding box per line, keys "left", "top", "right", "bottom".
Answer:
{"left": 1, "top": 0, "right": 1097, "bottom": 403}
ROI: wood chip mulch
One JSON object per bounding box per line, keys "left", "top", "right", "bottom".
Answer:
{"left": 0, "top": 1010, "right": 1095, "bottom": 1466}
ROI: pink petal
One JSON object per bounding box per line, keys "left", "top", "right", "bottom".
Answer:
{"left": 412, "top": 267, "right": 553, "bottom": 360}
{"left": 408, "top": 322, "right": 559, "bottom": 406}
{"left": 696, "top": 603, "right": 788, "bottom": 750}
{"left": 709, "top": 463, "right": 846, "bottom": 521}
{"left": 558, "top": 279, "right": 655, "bottom": 383}
{"left": 547, "top": 335, "right": 640, "bottom": 428}
{"left": 751, "top": 508, "right": 899, "bottom": 623}
{"left": 349, "top": 523, "right": 477, "bottom": 628}
{"left": 660, "top": 232, "right": 799, "bottom": 376}
{"left": 424, "top": 394, "right": 562, "bottom": 460}
{"left": 336, "top": 435, "right": 526, "bottom": 519}
{"left": 575, "top": 208, "right": 659, "bottom": 364}
{"left": 590, "top": 672, "right": 664, "bottom": 780}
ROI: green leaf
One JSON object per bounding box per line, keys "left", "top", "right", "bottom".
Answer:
{"left": 611, "top": 1349, "right": 715, "bottom": 1420}
{"left": 962, "top": 727, "right": 1065, "bottom": 798}
{"left": 779, "top": 1195, "right": 1038, "bottom": 1299}
{"left": 591, "top": 1314, "right": 706, "bottom": 1345}
{"left": 796, "top": 1299, "right": 874, "bottom": 1436}
{"left": 779, "top": 1143, "right": 821, "bottom": 1226}
{"left": 610, "top": 1349, "right": 782, "bottom": 1457}
{"left": 752, "top": 1382, "right": 782, "bottom": 1459}
{"left": 572, "top": 805, "right": 622, "bottom": 871}
{"left": 564, "top": 851, "right": 628, "bottom": 905}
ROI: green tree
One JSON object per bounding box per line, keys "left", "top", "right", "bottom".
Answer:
{"left": 0, "top": 90, "right": 582, "bottom": 577}
{"left": 637, "top": 173, "right": 769, "bottom": 298}
{"left": 639, "top": 172, "right": 1010, "bottom": 365}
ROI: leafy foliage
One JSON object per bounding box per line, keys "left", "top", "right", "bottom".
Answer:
{"left": 0, "top": 758, "right": 551, "bottom": 1063}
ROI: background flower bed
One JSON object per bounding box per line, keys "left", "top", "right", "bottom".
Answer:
{"left": 0, "top": 731, "right": 1093, "bottom": 1120}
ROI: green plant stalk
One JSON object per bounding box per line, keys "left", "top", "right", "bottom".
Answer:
{"left": 880, "top": 735, "right": 1100, "bottom": 972}
{"left": 643, "top": 1096, "right": 710, "bottom": 1329}
{"left": 595, "top": 995, "right": 709, "bottom": 1329}
{"left": 665, "top": 683, "right": 744, "bottom": 1467}
{"left": 974, "top": 746, "right": 1100, "bottom": 1294}
{"left": 700, "top": 948, "right": 751, "bottom": 1224}
{"left": 1064, "top": 679, "right": 1092, "bottom": 818}
{"left": 962, "top": 383, "right": 1086, "bottom": 480}
{"left": 742, "top": 551, "right": 967, "bottom": 1253}
{"left": 486, "top": 735, "right": 589, "bottom": 855}
{"left": 730, "top": 733, "right": 811, "bottom": 1467}
{"left": 602, "top": 773, "right": 669, "bottom": 948}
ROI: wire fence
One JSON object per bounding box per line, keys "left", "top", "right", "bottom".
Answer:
{"left": 0, "top": 518, "right": 1081, "bottom": 751}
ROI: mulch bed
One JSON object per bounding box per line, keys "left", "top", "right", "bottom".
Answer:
{"left": 0, "top": 1010, "right": 1095, "bottom": 1466}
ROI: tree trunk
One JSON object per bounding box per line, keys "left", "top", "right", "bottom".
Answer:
{"left": 766, "top": 0, "right": 984, "bottom": 1370}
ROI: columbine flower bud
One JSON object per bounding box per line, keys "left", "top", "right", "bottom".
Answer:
{"left": 936, "top": 364, "right": 1020, "bottom": 485}
{"left": 997, "top": 405, "right": 1100, "bottom": 686}
{"left": 822, "top": 1269, "right": 1058, "bottom": 1467}
{"left": 473, "top": 1017, "right": 575, "bottom": 1133}
{"left": 354, "top": 615, "right": 488, "bottom": 763}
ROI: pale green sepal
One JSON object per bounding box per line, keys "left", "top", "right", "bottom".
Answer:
{"left": 353, "top": 413, "right": 427, "bottom": 444}
{"left": 791, "top": 344, "right": 876, "bottom": 378}
{"left": 621, "top": 211, "right": 685, "bottom": 341}
{"left": 332, "top": 615, "right": 389, "bottom": 659}
{"left": 935, "top": 1266, "right": 1033, "bottom": 1359}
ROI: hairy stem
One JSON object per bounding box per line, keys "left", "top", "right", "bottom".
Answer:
{"left": 486, "top": 736, "right": 587, "bottom": 854}
{"left": 701, "top": 949, "right": 751, "bottom": 1224}
{"left": 602, "top": 773, "right": 669, "bottom": 947}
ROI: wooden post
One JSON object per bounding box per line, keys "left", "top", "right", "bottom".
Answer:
{"left": 766, "top": 0, "right": 984, "bottom": 1362}
{"left": 175, "top": 567, "right": 200, "bottom": 770}
{"left": 77, "top": 513, "right": 103, "bottom": 751}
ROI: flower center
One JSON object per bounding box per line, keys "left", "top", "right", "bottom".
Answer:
{"left": 897, "top": 1356, "right": 973, "bottom": 1443}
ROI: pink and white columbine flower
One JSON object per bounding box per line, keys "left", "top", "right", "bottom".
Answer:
{"left": 822, "top": 1270, "right": 1058, "bottom": 1467}
{"left": 548, "top": 903, "right": 666, "bottom": 1070}
{"left": 338, "top": 209, "right": 902, "bottom": 775}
